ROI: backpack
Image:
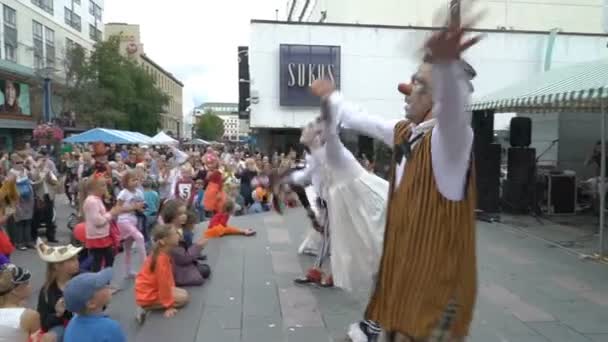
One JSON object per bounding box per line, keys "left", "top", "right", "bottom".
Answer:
{"left": 16, "top": 178, "right": 32, "bottom": 200}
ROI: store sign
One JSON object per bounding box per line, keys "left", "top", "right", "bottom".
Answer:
{"left": 0, "top": 79, "right": 31, "bottom": 116}
{"left": 280, "top": 44, "right": 340, "bottom": 106}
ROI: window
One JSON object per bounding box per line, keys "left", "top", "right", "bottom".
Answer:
{"left": 3, "top": 5, "right": 17, "bottom": 62}
{"left": 73, "top": 0, "right": 81, "bottom": 4}
{"left": 33, "top": 21, "right": 44, "bottom": 68}
{"left": 31, "top": 0, "right": 53, "bottom": 15}
{"left": 45, "top": 27, "right": 55, "bottom": 67}
{"left": 89, "top": 0, "right": 102, "bottom": 20}
{"left": 64, "top": 7, "right": 81, "bottom": 31}
{"left": 65, "top": 37, "right": 82, "bottom": 54}
{"left": 88, "top": 24, "right": 101, "bottom": 42}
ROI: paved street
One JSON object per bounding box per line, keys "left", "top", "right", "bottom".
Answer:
{"left": 10, "top": 196, "right": 608, "bottom": 342}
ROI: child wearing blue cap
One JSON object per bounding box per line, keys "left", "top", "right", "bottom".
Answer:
{"left": 63, "top": 268, "right": 126, "bottom": 342}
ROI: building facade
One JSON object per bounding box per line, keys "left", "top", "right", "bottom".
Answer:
{"left": 248, "top": 20, "right": 608, "bottom": 153}
{"left": 194, "top": 102, "right": 249, "bottom": 142}
{"left": 0, "top": 0, "right": 103, "bottom": 151}
{"left": 286, "top": 0, "right": 607, "bottom": 33}
{"left": 104, "top": 23, "right": 184, "bottom": 138}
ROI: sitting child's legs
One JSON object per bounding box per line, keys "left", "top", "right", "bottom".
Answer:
{"left": 140, "top": 287, "right": 189, "bottom": 310}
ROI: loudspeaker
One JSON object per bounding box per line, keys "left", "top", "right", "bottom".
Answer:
{"left": 502, "top": 179, "right": 531, "bottom": 214}
{"left": 509, "top": 117, "right": 532, "bottom": 147}
{"left": 507, "top": 148, "right": 536, "bottom": 183}
{"left": 547, "top": 174, "right": 576, "bottom": 214}
{"left": 503, "top": 147, "right": 537, "bottom": 214}
{"left": 472, "top": 110, "right": 495, "bottom": 146}
{"left": 474, "top": 143, "right": 501, "bottom": 213}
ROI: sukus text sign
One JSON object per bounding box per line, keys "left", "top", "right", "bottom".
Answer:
{"left": 279, "top": 44, "right": 341, "bottom": 106}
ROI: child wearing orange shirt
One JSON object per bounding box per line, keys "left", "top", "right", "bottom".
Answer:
{"left": 134, "top": 224, "right": 189, "bottom": 325}
{"left": 205, "top": 200, "right": 256, "bottom": 239}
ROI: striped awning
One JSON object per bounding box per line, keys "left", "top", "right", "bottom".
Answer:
{"left": 470, "top": 60, "right": 608, "bottom": 113}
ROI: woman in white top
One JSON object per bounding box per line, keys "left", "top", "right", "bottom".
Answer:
{"left": 0, "top": 264, "right": 40, "bottom": 341}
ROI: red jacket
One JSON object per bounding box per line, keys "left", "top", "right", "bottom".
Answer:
{"left": 208, "top": 212, "right": 229, "bottom": 228}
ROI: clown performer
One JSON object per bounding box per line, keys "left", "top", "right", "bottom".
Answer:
{"left": 310, "top": 10, "right": 483, "bottom": 342}
{"left": 281, "top": 113, "right": 389, "bottom": 341}
{"left": 283, "top": 120, "right": 330, "bottom": 285}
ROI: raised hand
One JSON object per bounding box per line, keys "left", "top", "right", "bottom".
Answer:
{"left": 310, "top": 79, "right": 335, "bottom": 98}
{"left": 424, "top": 4, "right": 485, "bottom": 63}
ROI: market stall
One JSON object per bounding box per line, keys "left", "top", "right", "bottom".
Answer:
{"left": 150, "top": 131, "right": 178, "bottom": 145}
{"left": 63, "top": 128, "right": 153, "bottom": 145}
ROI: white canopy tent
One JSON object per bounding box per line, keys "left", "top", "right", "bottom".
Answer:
{"left": 150, "top": 131, "right": 178, "bottom": 145}
{"left": 470, "top": 59, "right": 608, "bottom": 257}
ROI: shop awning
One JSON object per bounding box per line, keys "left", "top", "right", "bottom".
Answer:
{"left": 63, "top": 128, "right": 153, "bottom": 144}
{"left": 470, "top": 59, "right": 608, "bottom": 113}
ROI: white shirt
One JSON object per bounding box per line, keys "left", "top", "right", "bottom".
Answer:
{"left": 117, "top": 188, "right": 144, "bottom": 224}
{"left": 328, "top": 61, "right": 474, "bottom": 201}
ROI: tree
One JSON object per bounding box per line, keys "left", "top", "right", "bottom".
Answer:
{"left": 195, "top": 111, "right": 224, "bottom": 141}
{"left": 62, "top": 36, "right": 169, "bottom": 135}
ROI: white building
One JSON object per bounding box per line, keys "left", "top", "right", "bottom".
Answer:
{"left": 195, "top": 102, "right": 249, "bottom": 142}
{"left": 286, "top": 0, "right": 606, "bottom": 33}
{"left": 0, "top": 0, "right": 103, "bottom": 151}
{"left": 248, "top": 20, "right": 608, "bottom": 153}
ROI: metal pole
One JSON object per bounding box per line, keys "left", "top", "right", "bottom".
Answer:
{"left": 601, "top": 99, "right": 607, "bottom": 257}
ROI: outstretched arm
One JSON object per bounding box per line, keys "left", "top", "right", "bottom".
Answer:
{"left": 425, "top": 8, "right": 484, "bottom": 200}
{"left": 325, "top": 92, "right": 398, "bottom": 148}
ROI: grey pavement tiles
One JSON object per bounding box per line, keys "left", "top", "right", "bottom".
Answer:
{"left": 10, "top": 196, "right": 608, "bottom": 341}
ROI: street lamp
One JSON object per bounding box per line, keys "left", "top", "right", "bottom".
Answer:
{"left": 35, "top": 66, "right": 59, "bottom": 123}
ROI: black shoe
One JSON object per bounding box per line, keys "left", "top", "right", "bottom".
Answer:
{"left": 197, "top": 255, "right": 207, "bottom": 261}
{"left": 294, "top": 276, "right": 319, "bottom": 285}
{"left": 47, "top": 238, "right": 59, "bottom": 243}
{"left": 17, "top": 245, "right": 27, "bottom": 251}
{"left": 26, "top": 243, "right": 36, "bottom": 249}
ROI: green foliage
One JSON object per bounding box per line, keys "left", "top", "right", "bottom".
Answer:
{"left": 62, "top": 36, "right": 169, "bottom": 135}
{"left": 195, "top": 110, "right": 225, "bottom": 141}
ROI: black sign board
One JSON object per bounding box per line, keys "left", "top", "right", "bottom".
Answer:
{"left": 279, "top": 44, "right": 340, "bottom": 107}
{"left": 238, "top": 46, "right": 250, "bottom": 119}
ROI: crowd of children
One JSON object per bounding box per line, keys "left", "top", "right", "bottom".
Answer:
{"left": 0, "top": 142, "right": 303, "bottom": 341}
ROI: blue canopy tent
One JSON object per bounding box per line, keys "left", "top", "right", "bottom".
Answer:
{"left": 63, "top": 128, "right": 153, "bottom": 145}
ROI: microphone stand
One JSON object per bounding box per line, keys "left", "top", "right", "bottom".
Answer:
{"left": 536, "top": 140, "right": 558, "bottom": 163}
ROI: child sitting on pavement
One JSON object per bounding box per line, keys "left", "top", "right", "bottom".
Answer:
{"left": 205, "top": 200, "right": 256, "bottom": 239}
{"left": 163, "top": 206, "right": 211, "bottom": 286}
{"left": 63, "top": 268, "right": 126, "bottom": 342}
{"left": 134, "top": 224, "right": 189, "bottom": 325}
{"left": 35, "top": 238, "right": 81, "bottom": 342}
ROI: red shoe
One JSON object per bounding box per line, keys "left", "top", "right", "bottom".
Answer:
{"left": 294, "top": 268, "right": 322, "bottom": 285}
